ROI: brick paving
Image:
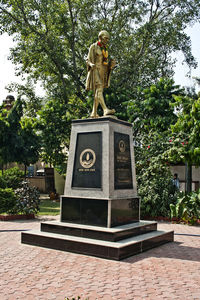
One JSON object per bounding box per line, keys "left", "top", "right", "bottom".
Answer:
{"left": 0, "top": 216, "right": 200, "bottom": 300}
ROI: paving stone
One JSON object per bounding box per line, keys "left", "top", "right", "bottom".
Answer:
{"left": 0, "top": 216, "right": 200, "bottom": 299}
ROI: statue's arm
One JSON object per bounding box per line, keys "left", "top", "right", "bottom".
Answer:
{"left": 109, "top": 59, "right": 116, "bottom": 70}
{"left": 86, "top": 44, "right": 96, "bottom": 70}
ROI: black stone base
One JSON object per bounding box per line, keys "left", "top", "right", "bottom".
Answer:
{"left": 61, "top": 197, "right": 140, "bottom": 227}
{"left": 41, "top": 220, "right": 157, "bottom": 242}
{"left": 21, "top": 228, "right": 174, "bottom": 260}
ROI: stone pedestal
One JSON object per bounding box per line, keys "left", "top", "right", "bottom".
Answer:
{"left": 61, "top": 117, "right": 139, "bottom": 227}
{"left": 21, "top": 117, "right": 174, "bottom": 260}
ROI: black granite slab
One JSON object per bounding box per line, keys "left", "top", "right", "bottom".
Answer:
{"left": 21, "top": 230, "right": 174, "bottom": 261}
{"left": 111, "top": 198, "right": 139, "bottom": 226}
{"left": 41, "top": 221, "right": 157, "bottom": 242}
{"left": 72, "top": 132, "right": 102, "bottom": 189}
{"left": 61, "top": 197, "right": 140, "bottom": 227}
{"left": 114, "top": 132, "right": 133, "bottom": 190}
{"left": 61, "top": 197, "right": 108, "bottom": 227}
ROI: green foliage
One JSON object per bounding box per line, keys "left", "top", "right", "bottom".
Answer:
{"left": 1, "top": 167, "right": 24, "bottom": 189}
{"left": 1, "top": 0, "right": 199, "bottom": 102}
{"left": 0, "top": 107, "right": 10, "bottom": 165}
{"left": 0, "top": 98, "right": 41, "bottom": 167}
{"left": 0, "top": 176, "right": 6, "bottom": 188}
{"left": 168, "top": 94, "right": 200, "bottom": 165}
{"left": 37, "top": 94, "right": 88, "bottom": 168}
{"left": 170, "top": 190, "right": 200, "bottom": 224}
{"left": 128, "top": 79, "right": 182, "bottom": 217}
{"left": 0, "top": 188, "right": 17, "bottom": 214}
{"left": 1, "top": 1, "right": 199, "bottom": 168}
{"left": 136, "top": 146, "right": 177, "bottom": 218}
{"left": 7, "top": 79, "right": 43, "bottom": 117}
{"left": 14, "top": 181, "right": 40, "bottom": 215}
{"left": 128, "top": 78, "right": 182, "bottom": 140}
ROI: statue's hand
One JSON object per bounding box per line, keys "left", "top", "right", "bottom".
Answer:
{"left": 110, "top": 59, "right": 116, "bottom": 69}
{"left": 90, "top": 63, "right": 95, "bottom": 69}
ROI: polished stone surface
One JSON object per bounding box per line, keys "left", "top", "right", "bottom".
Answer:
{"left": 21, "top": 229, "right": 174, "bottom": 260}
{"left": 61, "top": 197, "right": 140, "bottom": 227}
{"left": 114, "top": 132, "right": 133, "bottom": 190}
{"left": 41, "top": 220, "right": 157, "bottom": 242}
{"left": 72, "top": 132, "right": 102, "bottom": 189}
{"left": 61, "top": 197, "right": 108, "bottom": 227}
{"left": 64, "top": 118, "right": 138, "bottom": 199}
{"left": 111, "top": 198, "right": 139, "bottom": 226}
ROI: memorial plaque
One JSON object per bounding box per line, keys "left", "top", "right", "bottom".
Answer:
{"left": 72, "top": 132, "right": 102, "bottom": 188}
{"left": 114, "top": 132, "right": 133, "bottom": 189}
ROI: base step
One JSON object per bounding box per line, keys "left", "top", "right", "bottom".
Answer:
{"left": 41, "top": 220, "right": 157, "bottom": 242}
{"left": 21, "top": 228, "right": 174, "bottom": 260}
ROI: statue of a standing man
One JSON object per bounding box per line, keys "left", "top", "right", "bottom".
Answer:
{"left": 86, "top": 30, "right": 116, "bottom": 118}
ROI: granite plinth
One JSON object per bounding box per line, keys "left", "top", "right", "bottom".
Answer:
{"left": 64, "top": 117, "right": 137, "bottom": 200}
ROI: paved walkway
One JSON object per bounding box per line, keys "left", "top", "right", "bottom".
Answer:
{"left": 0, "top": 216, "right": 200, "bottom": 300}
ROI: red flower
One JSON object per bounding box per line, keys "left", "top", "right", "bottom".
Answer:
{"left": 169, "top": 139, "right": 172, "bottom": 142}
{"left": 97, "top": 41, "right": 102, "bottom": 47}
{"left": 181, "top": 142, "right": 184, "bottom": 146}
{"left": 147, "top": 145, "right": 150, "bottom": 149}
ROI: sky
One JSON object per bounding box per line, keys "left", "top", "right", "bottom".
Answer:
{"left": 0, "top": 23, "right": 200, "bottom": 105}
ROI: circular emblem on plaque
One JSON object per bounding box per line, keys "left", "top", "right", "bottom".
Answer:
{"left": 80, "top": 149, "right": 96, "bottom": 168}
{"left": 119, "top": 140, "right": 126, "bottom": 153}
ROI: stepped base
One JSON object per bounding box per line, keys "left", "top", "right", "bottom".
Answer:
{"left": 41, "top": 220, "right": 157, "bottom": 242}
{"left": 21, "top": 221, "right": 174, "bottom": 260}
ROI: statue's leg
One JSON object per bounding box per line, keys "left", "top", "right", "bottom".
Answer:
{"left": 96, "top": 87, "right": 115, "bottom": 116}
{"left": 90, "top": 89, "right": 99, "bottom": 118}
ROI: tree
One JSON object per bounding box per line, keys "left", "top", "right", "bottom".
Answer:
{"left": 0, "top": 106, "right": 10, "bottom": 170}
{"left": 0, "top": 98, "right": 41, "bottom": 174}
{"left": 17, "top": 117, "right": 41, "bottom": 176}
{"left": 1, "top": 0, "right": 200, "bottom": 172}
{"left": 127, "top": 78, "right": 183, "bottom": 217}
{"left": 167, "top": 93, "right": 200, "bottom": 192}
{"left": 0, "top": 0, "right": 199, "bottom": 103}
{"left": 37, "top": 94, "right": 88, "bottom": 172}
{"left": 6, "top": 79, "right": 43, "bottom": 117}
{"left": 128, "top": 78, "right": 182, "bottom": 140}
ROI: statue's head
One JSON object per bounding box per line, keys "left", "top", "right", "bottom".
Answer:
{"left": 98, "top": 30, "right": 110, "bottom": 46}
{"left": 6, "top": 95, "right": 15, "bottom": 102}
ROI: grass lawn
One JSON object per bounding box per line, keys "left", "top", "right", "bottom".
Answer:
{"left": 38, "top": 199, "right": 60, "bottom": 216}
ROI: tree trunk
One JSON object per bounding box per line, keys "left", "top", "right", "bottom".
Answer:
{"left": 185, "top": 162, "right": 192, "bottom": 193}
{"left": 24, "top": 164, "right": 27, "bottom": 179}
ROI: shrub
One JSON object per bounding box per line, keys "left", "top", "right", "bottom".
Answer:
{"left": 0, "top": 188, "right": 17, "bottom": 214}
{"left": 0, "top": 176, "right": 6, "bottom": 188}
{"left": 14, "top": 181, "right": 40, "bottom": 215}
{"left": 2, "top": 167, "right": 24, "bottom": 189}
{"left": 170, "top": 190, "right": 200, "bottom": 225}
{"left": 137, "top": 157, "right": 178, "bottom": 218}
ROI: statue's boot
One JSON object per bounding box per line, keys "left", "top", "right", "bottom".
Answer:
{"left": 103, "top": 108, "right": 116, "bottom": 116}
{"left": 90, "top": 112, "right": 99, "bottom": 118}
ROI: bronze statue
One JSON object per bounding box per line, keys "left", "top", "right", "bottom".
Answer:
{"left": 86, "top": 30, "right": 116, "bottom": 118}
